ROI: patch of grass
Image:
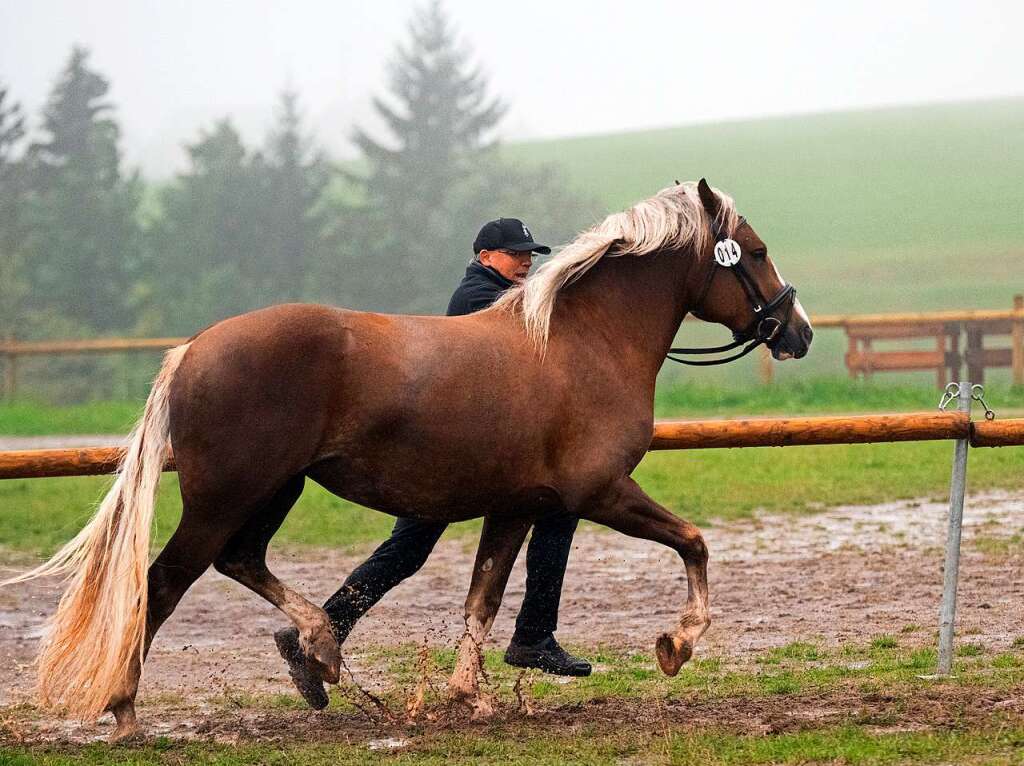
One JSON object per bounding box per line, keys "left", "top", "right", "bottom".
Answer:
{"left": 0, "top": 399, "right": 143, "bottom": 436}
{"left": 669, "top": 726, "right": 1024, "bottom": 766}
{"left": 5, "top": 726, "right": 1023, "bottom": 766}
{"left": 957, "top": 642, "right": 985, "bottom": 657}
{"left": 652, "top": 377, "right": 974, "bottom": 418}
{"left": 758, "top": 671, "right": 802, "bottom": 695}
{"left": 870, "top": 635, "right": 899, "bottom": 650}
{"left": 760, "top": 641, "right": 821, "bottom": 664}
{"left": 907, "top": 648, "right": 938, "bottom": 671}
{"left": 992, "top": 652, "right": 1021, "bottom": 669}
{"left": 971, "top": 533, "right": 1023, "bottom": 556}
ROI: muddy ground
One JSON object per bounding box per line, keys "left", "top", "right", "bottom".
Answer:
{"left": 2, "top": 489, "right": 1023, "bottom": 744}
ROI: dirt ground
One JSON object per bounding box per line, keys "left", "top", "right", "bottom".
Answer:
{"left": 2, "top": 489, "right": 1023, "bottom": 743}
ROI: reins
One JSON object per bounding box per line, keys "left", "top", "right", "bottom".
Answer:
{"left": 666, "top": 216, "right": 796, "bottom": 366}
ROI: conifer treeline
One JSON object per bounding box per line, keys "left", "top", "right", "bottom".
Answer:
{"left": 0, "top": 2, "right": 597, "bottom": 364}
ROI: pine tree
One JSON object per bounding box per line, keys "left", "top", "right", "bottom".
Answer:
{"left": 24, "top": 47, "right": 142, "bottom": 333}
{"left": 0, "top": 82, "right": 25, "bottom": 181}
{"left": 149, "top": 119, "right": 267, "bottom": 333}
{"left": 0, "top": 81, "right": 29, "bottom": 335}
{"left": 343, "top": 0, "right": 506, "bottom": 312}
{"left": 327, "top": 1, "right": 598, "bottom": 314}
{"left": 257, "top": 89, "right": 331, "bottom": 301}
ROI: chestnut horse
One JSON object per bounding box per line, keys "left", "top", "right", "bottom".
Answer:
{"left": 6, "top": 179, "right": 811, "bottom": 738}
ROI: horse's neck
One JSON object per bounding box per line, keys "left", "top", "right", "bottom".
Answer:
{"left": 550, "top": 248, "right": 694, "bottom": 380}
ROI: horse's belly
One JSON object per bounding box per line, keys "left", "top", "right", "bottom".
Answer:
{"left": 305, "top": 453, "right": 528, "bottom": 522}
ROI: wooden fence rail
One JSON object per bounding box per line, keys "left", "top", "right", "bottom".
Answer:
{"left": 0, "top": 336, "right": 189, "bottom": 401}
{"left": 2, "top": 296, "right": 1022, "bottom": 398}
{"left": 822, "top": 295, "right": 1024, "bottom": 387}
{"left": 3, "top": 411, "right": 1021, "bottom": 481}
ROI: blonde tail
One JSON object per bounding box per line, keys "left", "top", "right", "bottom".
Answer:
{"left": 1, "top": 343, "right": 190, "bottom": 719}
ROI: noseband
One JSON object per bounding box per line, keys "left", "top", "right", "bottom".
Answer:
{"left": 666, "top": 216, "right": 796, "bottom": 366}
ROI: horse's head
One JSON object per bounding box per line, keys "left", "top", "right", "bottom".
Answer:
{"left": 688, "top": 179, "right": 813, "bottom": 361}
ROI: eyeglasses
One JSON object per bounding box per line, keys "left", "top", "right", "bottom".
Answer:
{"left": 499, "top": 249, "right": 535, "bottom": 258}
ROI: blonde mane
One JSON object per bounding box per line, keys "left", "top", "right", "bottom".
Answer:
{"left": 492, "top": 181, "right": 739, "bottom": 349}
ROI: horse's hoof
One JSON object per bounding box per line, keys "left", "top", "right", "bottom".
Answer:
{"left": 275, "top": 627, "right": 330, "bottom": 710}
{"left": 448, "top": 684, "right": 474, "bottom": 704}
{"left": 302, "top": 627, "right": 341, "bottom": 685}
{"left": 109, "top": 719, "right": 141, "bottom": 743}
{"left": 655, "top": 633, "right": 692, "bottom": 676}
{"left": 469, "top": 695, "right": 494, "bottom": 720}
{"left": 449, "top": 686, "right": 492, "bottom": 719}
{"left": 107, "top": 698, "right": 140, "bottom": 743}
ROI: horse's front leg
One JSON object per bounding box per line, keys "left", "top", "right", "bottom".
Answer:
{"left": 449, "top": 514, "right": 532, "bottom": 717}
{"left": 580, "top": 476, "right": 710, "bottom": 676}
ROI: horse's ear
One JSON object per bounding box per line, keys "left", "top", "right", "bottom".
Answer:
{"left": 697, "top": 178, "right": 721, "bottom": 219}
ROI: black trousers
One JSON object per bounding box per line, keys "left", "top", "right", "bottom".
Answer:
{"left": 322, "top": 513, "right": 579, "bottom": 644}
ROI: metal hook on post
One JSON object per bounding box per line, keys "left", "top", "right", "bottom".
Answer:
{"left": 970, "top": 384, "right": 996, "bottom": 421}
{"left": 935, "top": 381, "right": 972, "bottom": 676}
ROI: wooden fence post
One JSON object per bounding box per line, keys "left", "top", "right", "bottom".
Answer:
{"left": 966, "top": 327, "right": 985, "bottom": 385}
{"left": 1013, "top": 295, "right": 1024, "bottom": 387}
{"left": 758, "top": 345, "right": 773, "bottom": 385}
{"left": 2, "top": 334, "right": 14, "bottom": 402}
{"left": 947, "top": 325, "right": 961, "bottom": 385}
{"left": 846, "top": 331, "right": 858, "bottom": 380}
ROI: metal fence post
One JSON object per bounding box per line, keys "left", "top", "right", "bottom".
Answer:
{"left": 937, "top": 381, "right": 972, "bottom": 675}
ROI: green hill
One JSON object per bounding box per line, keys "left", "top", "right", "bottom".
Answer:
{"left": 505, "top": 98, "right": 1024, "bottom": 385}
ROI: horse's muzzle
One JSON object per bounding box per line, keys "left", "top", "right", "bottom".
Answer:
{"left": 771, "top": 323, "right": 813, "bottom": 361}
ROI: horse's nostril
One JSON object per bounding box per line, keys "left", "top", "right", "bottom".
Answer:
{"left": 801, "top": 325, "right": 814, "bottom": 345}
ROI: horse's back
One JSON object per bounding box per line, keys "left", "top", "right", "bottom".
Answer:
{"left": 166, "top": 302, "right": 517, "bottom": 487}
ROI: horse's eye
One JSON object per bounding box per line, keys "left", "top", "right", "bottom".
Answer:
{"left": 752, "top": 249, "right": 767, "bottom": 260}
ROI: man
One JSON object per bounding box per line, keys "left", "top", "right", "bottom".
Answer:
{"left": 275, "top": 218, "right": 590, "bottom": 709}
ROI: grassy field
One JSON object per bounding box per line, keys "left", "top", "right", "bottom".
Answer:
{"left": 4, "top": 639, "right": 1024, "bottom": 764}
{"left": 506, "top": 96, "right": 1024, "bottom": 386}
{"left": 2, "top": 379, "right": 1022, "bottom": 556}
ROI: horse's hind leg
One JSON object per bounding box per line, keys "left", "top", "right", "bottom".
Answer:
{"left": 212, "top": 475, "right": 341, "bottom": 685}
{"left": 449, "top": 514, "right": 532, "bottom": 716}
{"left": 580, "top": 476, "right": 710, "bottom": 677}
{"left": 109, "top": 510, "right": 242, "bottom": 739}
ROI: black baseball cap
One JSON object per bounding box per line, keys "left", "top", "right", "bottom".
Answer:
{"left": 472, "top": 218, "right": 551, "bottom": 255}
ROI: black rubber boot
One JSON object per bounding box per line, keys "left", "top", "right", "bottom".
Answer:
{"left": 504, "top": 634, "right": 592, "bottom": 677}
{"left": 274, "top": 626, "right": 331, "bottom": 710}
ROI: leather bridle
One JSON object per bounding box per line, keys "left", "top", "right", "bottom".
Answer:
{"left": 666, "top": 216, "right": 797, "bottom": 366}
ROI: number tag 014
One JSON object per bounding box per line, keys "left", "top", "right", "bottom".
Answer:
{"left": 713, "top": 238, "right": 742, "bottom": 267}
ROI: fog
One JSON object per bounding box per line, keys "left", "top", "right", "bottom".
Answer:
{"left": 2, "top": 0, "right": 1021, "bottom": 176}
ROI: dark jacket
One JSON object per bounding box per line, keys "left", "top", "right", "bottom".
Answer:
{"left": 446, "top": 260, "right": 514, "bottom": 316}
